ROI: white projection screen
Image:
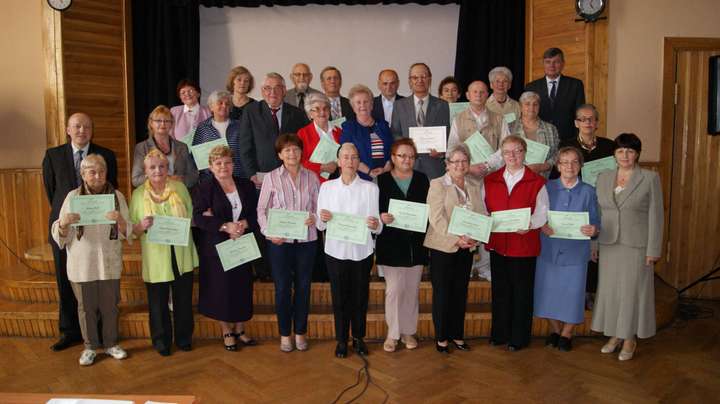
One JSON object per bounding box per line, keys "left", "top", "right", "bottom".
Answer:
{"left": 199, "top": 3, "right": 460, "bottom": 101}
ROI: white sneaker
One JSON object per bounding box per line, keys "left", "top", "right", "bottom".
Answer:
{"left": 105, "top": 345, "right": 128, "bottom": 360}
{"left": 79, "top": 349, "right": 96, "bottom": 366}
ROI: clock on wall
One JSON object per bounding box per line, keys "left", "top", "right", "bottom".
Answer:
{"left": 47, "top": 0, "right": 72, "bottom": 12}
{"left": 576, "top": 0, "right": 606, "bottom": 22}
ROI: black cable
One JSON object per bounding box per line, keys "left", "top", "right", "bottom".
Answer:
{"left": 330, "top": 355, "right": 366, "bottom": 404}
{"left": 329, "top": 346, "right": 389, "bottom": 404}
{"left": 0, "top": 236, "right": 41, "bottom": 273}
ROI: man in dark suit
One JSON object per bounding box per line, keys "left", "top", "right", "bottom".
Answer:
{"left": 284, "top": 62, "right": 322, "bottom": 111}
{"left": 42, "top": 112, "right": 118, "bottom": 351}
{"left": 372, "top": 69, "right": 404, "bottom": 124}
{"left": 525, "top": 47, "right": 585, "bottom": 141}
{"left": 391, "top": 62, "right": 450, "bottom": 180}
{"left": 320, "top": 66, "right": 355, "bottom": 122}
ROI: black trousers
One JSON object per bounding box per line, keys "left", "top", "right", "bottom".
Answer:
{"left": 50, "top": 238, "right": 81, "bottom": 338}
{"left": 490, "top": 252, "right": 536, "bottom": 347}
{"left": 326, "top": 254, "right": 372, "bottom": 342}
{"left": 145, "top": 248, "right": 194, "bottom": 351}
{"left": 312, "top": 232, "right": 329, "bottom": 282}
{"left": 429, "top": 248, "right": 473, "bottom": 342}
{"left": 586, "top": 260, "right": 598, "bottom": 293}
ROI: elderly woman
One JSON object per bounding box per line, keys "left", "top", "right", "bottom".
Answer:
{"left": 51, "top": 154, "right": 129, "bottom": 366}
{"left": 226, "top": 65, "right": 256, "bottom": 121}
{"left": 534, "top": 146, "right": 599, "bottom": 352}
{"left": 170, "top": 79, "right": 211, "bottom": 141}
{"left": 130, "top": 149, "right": 199, "bottom": 356}
{"left": 193, "top": 90, "right": 245, "bottom": 179}
{"left": 507, "top": 91, "right": 560, "bottom": 178}
{"left": 192, "top": 145, "right": 258, "bottom": 351}
{"left": 316, "top": 143, "right": 382, "bottom": 359}
{"left": 424, "top": 143, "right": 487, "bottom": 353}
{"left": 132, "top": 105, "right": 199, "bottom": 189}
{"left": 592, "top": 133, "right": 663, "bottom": 361}
{"left": 486, "top": 67, "right": 521, "bottom": 120}
{"left": 438, "top": 76, "right": 461, "bottom": 103}
{"left": 297, "top": 93, "right": 341, "bottom": 182}
{"left": 340, "top": 85, "right": 394, "bottom": 180}
{"left": 484, "top": 135, "right": 548, "bottom": 351}
{"left": 376, "top": 138, "right": 430, "bottom": 352}
{"left": 257, "top": 134, "right": 320, "bottom": 352}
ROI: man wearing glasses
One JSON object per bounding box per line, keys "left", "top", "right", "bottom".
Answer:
{"left": 284, "top": 63, "right": 322, "bottom": 112}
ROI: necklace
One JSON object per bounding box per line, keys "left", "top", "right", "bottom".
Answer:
{"left": 577, "top": 134, "right": 597, "bottom": 152}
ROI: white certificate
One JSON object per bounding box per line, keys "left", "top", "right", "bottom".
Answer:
{"left": 409, "top": 126, "right": 447, "bottom": 153}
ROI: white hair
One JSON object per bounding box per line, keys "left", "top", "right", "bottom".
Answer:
{"left": 489, "top": 66, "right": 513, "bottom": 83}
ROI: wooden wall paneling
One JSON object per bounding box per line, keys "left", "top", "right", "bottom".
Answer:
{"left": 42, "top": 3, "right": 67, "bottom": 148}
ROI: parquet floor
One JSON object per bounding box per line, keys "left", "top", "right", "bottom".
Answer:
{"left": 0, "top": 301, "right": 718, "bottom": 404}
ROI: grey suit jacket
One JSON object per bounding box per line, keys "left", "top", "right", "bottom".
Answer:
{"left": 391, "top": 94, "right": 450, "bottom": 179}
{"left": 284, "top": 86, "right": 322, "bottom": 107}
{"left": 131, "top": 136, "right": 198, "bottom": 189}
{"left": 596, "top": 168, "right": 664, "bottom": 257}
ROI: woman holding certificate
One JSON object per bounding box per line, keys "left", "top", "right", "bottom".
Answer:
{"left": 192, "top": 145, "right": 259, "bottom": 352}
{"left": 257, "top": 134, "right": 320, "bottom": 352}
{"left": 483, "top": 135, "right": 548, "bottom": 351}
{"left": 130, "top": 149, "right": 199, "bottom": 357}
{"left": 424, "top": 143, "right": 487, "bottom": 353}
{"left": 376, "top": 138, "right": 430, "bottom": 352}
{"left": 340, "top": 85, "right": 394, "bottom": 180}
{"left": 508, "top": 91, "right": 560, "bottom": 178}
{"left": 51, "top": 154, "right": 130, "bottom": 366}
{"left": 170, "top": 79, "right": 211, "bottom": 141}
{"left": 297, "top": 93, "right": 341, "bottom": 182}
{"left": 316, "top": 143, "right": 382, "bottom": 359}
{"left": 533, "top": 146, "right": 599, "bottom": 352}
{"left": 592, "top": 133, "right": 663, "bottom": 361}
{"left": 192, "top": 90, "right": 245, "bottom": 178}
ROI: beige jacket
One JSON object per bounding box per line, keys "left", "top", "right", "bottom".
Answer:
{"left": 454, "top": 107, "right": 506, "bottom": 149}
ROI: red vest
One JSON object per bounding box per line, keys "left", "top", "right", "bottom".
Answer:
{"left": 483, "top": 167, "right": 545, "bottom": 257}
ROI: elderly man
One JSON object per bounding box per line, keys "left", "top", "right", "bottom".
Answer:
{"left": 486, "top": 66, "right": 521, "bottom": 122}
{"left": 320, "top": 66, "right": 355, "bottom": 121}
{"left": 525, "top": 47, "right": 585, "bottom": 141}
{"left": 284, "top": 63, "right": 322, "bottom": 111}
{"left": 42, "top": 112, "right": 118, "bottom": 351}
{"left": 372, "top": 69, "right": 404, "bottom": 124}
{"left": 391, "top": 62, "right": 450, "bottom": 180}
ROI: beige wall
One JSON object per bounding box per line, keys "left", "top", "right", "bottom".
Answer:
{"left": 0, "top": 0, "right": 45, "bottom": 169}
{"left": 607, "top": 0, "right": 720, "bottom": 161}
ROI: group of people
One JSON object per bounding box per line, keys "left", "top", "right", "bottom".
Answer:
{"left": 41, "top": 46, "right": 663, "bottom": 366}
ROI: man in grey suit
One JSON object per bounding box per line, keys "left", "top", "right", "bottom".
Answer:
{"left": 391, "top": 62, "right": 450, "bottom": 179}
{"left": 372, "top": 69, "right": 404, "bottom": 124}
{"left": 284, "top": 63, "right": 321, "bottom": 112}
{"left": 320, "top": 66, "right": 355, "bottom": 122}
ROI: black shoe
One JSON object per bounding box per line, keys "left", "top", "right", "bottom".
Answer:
{"left": 436, "top": 342, "right": 449, "bottom": 353}
{"left": 488, "top": 338, "right": 505, "bottom": 346}
{"left": 507, "top": 344, "right": 522, "bottom": 352}
{"left": 50, "top": 335, "right": 82, "bottom": 352}
{"left": 335, "top": 342, "right": 348, "bottom": 358}
{"left": 545, "top": 332, "right": 560, "bottom": 347}
{"left": 352, "top": 338, "right": 369, "bottom": 356}
{"left": 234, "top": 332, "right": 257, "bottom": 346}
{"left": 223, "top": 333, "right": 237, "bottom": 352}
{"left": 177, "top": 344, "right": 192, "bottom": 352}
{"left": 557, "top": 336, "right": 572, "bottom": 352}
{"left": 452, "top": 340, "right": 471, "bottom": 351}
{"left": 158, "top": 348, "right": 171, "bottom": 356}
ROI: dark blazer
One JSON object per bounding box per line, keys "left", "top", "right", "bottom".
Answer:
{"left": 191, "top": 176, "right": 258, "bottom": 258}
{"left": 338, "top": 96, "right": 356, "bottom": 122}
{"left": 339, "top": 118, "right": 394, "bottom": 180}
{"left": 372, "top": 94, "right": 404, "bottom": 124}
{"left": 42, "top": 142, "right": 118, "bottom": 231}
{"left": 525, "top": 75, "right": 585, "bottom": 141}
{"left": 375, "top": 170, "right": 430, "bottom": 267}
{"left": 238, "top": 100, "right": 309, "bottom": 177}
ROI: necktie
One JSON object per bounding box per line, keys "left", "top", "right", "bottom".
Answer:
{"left": 298, "top": 92, "right": 305, "bottom": 112}
{"left": 549, "top": 80, "right": 557, "bottom": 104}
{"left": 331, "top": 98, "right": 341, "bottom": 120}
{"left": 74, "top": 150, "right": 84, "bottom": 186}
{"left": 416, "top": 99, "right": 425, "bottom": 127}
{"left": 271, "top": 108, "right": 280, "bottom": 131}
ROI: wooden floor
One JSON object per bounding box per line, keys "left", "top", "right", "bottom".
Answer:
{"left": 0, "top": 301, "right": 718, "bottom": 404}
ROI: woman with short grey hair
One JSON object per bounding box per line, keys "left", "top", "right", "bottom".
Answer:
{"left": 297, "top": 92, "right": 342, "bottom": 182}
{"left": 507, "top": 91, "right": 560, "bottom": 177}
{"left": 487, "top": 66, "right": 521, "bottom": 119}
{"left": 192, "top": 89, "right": 245, "bottom": 179}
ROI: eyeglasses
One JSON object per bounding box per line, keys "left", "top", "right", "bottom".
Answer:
{"left": 447, "top": 159, "right": 469, "bottom": 165}
{"left": 262, "top": 86, "right": 284, "bottom": 93}
{"left": 410, "top": 75, "right": 429, "bottom": 81}
{"left": 152, "top": 119, "right": 173, "bottom": 124}
{"left": 558, "top": 160, "right": 580, "bottom": 166}
{"left": 575, "top": 117, "right": 596, "bottom": 123}
{"left": 292, "top": 73, "right": 311, "bottom": 78}
{"left": 393, "top": 154, "right": 416, "bottom": 160}
{"left": 501, "top": 149, "right": 525, "bottom": 156}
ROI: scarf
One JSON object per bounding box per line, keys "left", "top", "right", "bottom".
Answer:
{"left": 142, "top": 179, "right": 187, "bottom": 218}
{"left": 76, "top": 182, "right": 119, "bottom": 241}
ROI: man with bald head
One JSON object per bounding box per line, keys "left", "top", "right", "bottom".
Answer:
{"left": 42, "top": 112, "right": 118, "bottom": 351}
{"left": 372, "top": 69, "right": 404, "bottom": 124}
{"left": 284, "top": 63, "right": 321, "bottom": 111}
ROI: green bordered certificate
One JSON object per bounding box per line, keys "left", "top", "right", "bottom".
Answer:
{"left": 266, "top": 209, "right": 309, "bottom": 240}
{"left": 504, "top": 112, "right": 517, "bottom": 124}
{"left": 215, "top": 233, "right": 262, "bottom": 271}
{"left": 448, "top": 206, "right": 492, "bottom": 243}
{"left": 69, "top": 194, "right": 116, "bottom": 226}
{"left": 180, "top": 128, "right": 196, "bottom": 152}
{"left": 326, "top": 212, "right": 369, "bottom": 245}
{"left": 409, "top": 126, "right": 447, "bottom": 154}
{"left": 146, "top": 215, "right": 191, "bottom": 246}
{"left": 548, "top": 211, "right": 590, "bottom": 240}
{"left": 309, "top": 135, "right": 340, "bottom": 164}
{"left": 387, "top": 199, "right": 429, "bottom": 233}
{"left": 191, "top": 138, "right": 229, "bottom": 170}
{"left": 581, "top": 156, "right": 616, "bottom": 187}
{"left": 329, "top": 117, "right": 347, "bottom": 128}
{"left": 464, "top": 131, "right": 495, "bottom": 165}
{"left": 491, "top": 207, "right": 531, "bottom": 233}
{"left": 449, "top": 102, "right": 470, "bottom": 122}
{"left": 524, "top": 138, "right": 550, "bottom": 165}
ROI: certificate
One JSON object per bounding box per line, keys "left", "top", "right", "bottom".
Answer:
{"left": 504, "top": 112, "right": 517, "bottom": 124}
{"left": 180, "top": 128, "right": 196, "bottom": 151}
{"left": 491, "top": 207, "right": 531, "bottom": 233}
{"left": 409, "top": 126, "right": 447, "bottom": 153}
{"left": 448, "top": 206, "right": 492, "bottom": 243}
{"left": 548, "top": 211, "right": 590, "bottom": 240}
{"left": 329, "top": 116, "right": 346, "bottom": 128}
{"left": 69, "top": 194, "right": 116, "bottom": 226}
{"left": 191, "top": 138, "right": 229, "bottom": 170}
{"left": 147, "top": 215, "right": 191, "bottom": 246}
{"left": 524, "top": 138, "right": 550, "bottom": 165}
{"left": 449, "top": 102, "right": 470, "bottom": 122}
{"left": 387, "top": 199, "right": 429, "bottom": 233}
{"left": 215, "top": 233, "right": 262, "bottom": 271}
{"left": 266, "top": 209, "right": 309, "bottom": 240}
{"left": 581, "top": 156, "right": 617, "bottom": 187}
{"left": 464, "top": 131, "right": 495, "bottom": 165}
{"left": 309, "top": 135, "right": 340, "bottom": 164}
{"left": 326, "top": 212, "right": 369, "bottom": 245}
